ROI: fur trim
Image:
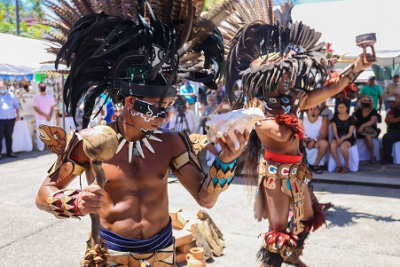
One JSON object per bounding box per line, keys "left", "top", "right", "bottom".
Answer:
{"left": 257, "top": 246, "right": 284, "bottom": 267}
{"left": 302, "top": 206, "right": 327, "bottom": 233}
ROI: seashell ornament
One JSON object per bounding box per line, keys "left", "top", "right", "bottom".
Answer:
{"left": 205, "top": 108, "right": 264, "bottom": 150}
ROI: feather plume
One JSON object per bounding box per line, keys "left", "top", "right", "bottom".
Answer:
{"left": 264, "top": 0, "right": 273, "bottom": 24}
{"left": 179, "top": 0, "right": 236, "bottom": 55}
{"left": 254, "top": 0, "right": 266, "bottom": 22}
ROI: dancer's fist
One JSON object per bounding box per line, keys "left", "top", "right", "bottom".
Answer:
{"left": 78, "top": 184, "right": 105, "bottom": 215}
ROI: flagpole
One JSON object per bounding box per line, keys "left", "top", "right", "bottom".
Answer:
{"left": 16, "top": 0, "right": 20, "bottom": 36}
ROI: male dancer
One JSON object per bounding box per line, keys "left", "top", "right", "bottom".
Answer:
{"left": 221, "top": 2, "right": 371, "bottom": 266}
{"left": 35, "top": 1, "right": 246, "bottom": 266}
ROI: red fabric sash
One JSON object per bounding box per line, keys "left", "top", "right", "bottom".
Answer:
{"left": 264, "top": 150, "right": 303, "bottom": 164}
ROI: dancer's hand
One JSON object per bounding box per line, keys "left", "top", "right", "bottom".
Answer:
{"left": 78, "top": 184, "right": 105, "bottom": 215}
{"left": 292, "top": 91, "right": 308, "bottom": 111}
{"left": 217, "top": 129, "right": 250, "bottom": 163}
{"left": 353, "top": 54, "right": 373, "bottom": 73}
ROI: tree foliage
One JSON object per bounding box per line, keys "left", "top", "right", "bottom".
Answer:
{"left": 0, "top": 0, "right": 48, "bottom": 38}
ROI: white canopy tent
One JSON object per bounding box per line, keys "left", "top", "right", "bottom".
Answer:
{"left": 0, "top": 33, "right": 57, "bottom": 75}
{"left": 291, "top": 0, "right": 400, "bottom": 68}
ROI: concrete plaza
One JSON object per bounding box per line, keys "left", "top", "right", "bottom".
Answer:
{"left": 0, "top": 150, "right": 399, "bottom": 267}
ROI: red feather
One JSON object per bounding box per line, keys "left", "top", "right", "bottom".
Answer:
{"left": 303, "top": 205, "right": 327, "bottom": 233}
{"left": 275, "top": 114, "right": 304, "bottom": 140}
{"left": 264, "top": 229, "right": 298, "bottom": 248}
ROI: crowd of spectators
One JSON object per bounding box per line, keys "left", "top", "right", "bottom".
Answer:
{"left": 1, "top": 76, "right": 400, "bottom": 170}
{"left": 301, "top": 75, "right": 400, "bottom": 173}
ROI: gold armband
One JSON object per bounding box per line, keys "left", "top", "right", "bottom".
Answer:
{"left": 46, "top": 189, "right": 83, "bottom": 219}
{"left": 38, "top": 125, "right": 87, "bottom": 181}
{"left": 202, "top": 157, "right": 237, "bottom": 193}
{"left": 171, "top": 132, "right": 204, "bottom": 174}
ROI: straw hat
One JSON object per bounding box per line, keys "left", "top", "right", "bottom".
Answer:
{"left": 359, "top": 126, "right": 378, "bottom": 137}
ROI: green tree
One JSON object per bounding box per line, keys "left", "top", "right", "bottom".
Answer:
{"left": 204, "top": 0, "right": 224, "bottom": 11}
{"left": 0, "top": 0, "right": 48, "bottom": 37}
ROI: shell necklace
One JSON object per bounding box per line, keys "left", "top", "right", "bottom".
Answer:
{"left": 115, "top": 117, "right": 162, "bottom": 163}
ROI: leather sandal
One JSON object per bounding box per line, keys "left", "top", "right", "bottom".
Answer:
{"left": 313, "top": 165, "right": 323, "bottom": 174}
{"left": 334, "top": 166, "right": 342, "bottom": 173}
{"left": 341, "top": 167, "right": 350, "bottom": 173}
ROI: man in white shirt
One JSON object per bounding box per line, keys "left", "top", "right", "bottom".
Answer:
{"left": 301, "top": 106, "right": 329, "bottom": 174}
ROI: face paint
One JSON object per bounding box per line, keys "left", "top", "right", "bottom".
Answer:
{"left": 130, "top": 109, "right": 156, "bottom": 122}
{"left": 131, "top": 98, "right": 167, "bottom": 122}
{"left": 282, "top": 80, "right": 290, "bottom": 95}
{"left": 126, "top": 99, "right": 167, "bottom": 135}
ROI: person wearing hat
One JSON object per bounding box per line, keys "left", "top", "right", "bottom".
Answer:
{"left": 383, "top": 74, "right": 400, "bottom": 111}
{"left": 360, "top": 76, "right": 383, "bottom": 113}
{"left": 381, "top": 98, "right": 400, "bottom": 165}
{"left": 353, "top": 95, "right": 379, "bottom": 163}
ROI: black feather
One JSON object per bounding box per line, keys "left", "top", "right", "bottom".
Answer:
{"left": 256, "top": 246, "right": 284, "bottom": 267}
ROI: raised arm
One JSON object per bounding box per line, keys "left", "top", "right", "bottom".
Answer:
{"left": 305, "top": 55, "right": 372, "bottom": 109}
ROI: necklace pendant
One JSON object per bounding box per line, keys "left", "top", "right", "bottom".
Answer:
{"left": 132, "top": 146, "right": 141, "bottom": 157}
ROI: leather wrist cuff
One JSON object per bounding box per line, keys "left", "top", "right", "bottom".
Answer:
{"left": 202, "top": 157, "right": 237, "bottom": 193}
{"left": 339, "top": 63, "right": 360, "bottom": 85}
{"left": 46, "top": 189, "right": 83, "bottom": 219}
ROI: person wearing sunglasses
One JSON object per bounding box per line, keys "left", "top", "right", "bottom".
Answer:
{"left": 34, "top": 2, "right": 246, "bottom": 266}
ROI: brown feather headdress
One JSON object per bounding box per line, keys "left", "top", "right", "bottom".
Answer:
{"left": 220, "top": 1, "right": 329, "bottom": 107}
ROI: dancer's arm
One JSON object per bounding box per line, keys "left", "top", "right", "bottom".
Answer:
{"left": 171, "top": 130, "right": 248, "bottom": 208}
{"left": 35, "top": 127, "right": 103, "bottom": 218}
{"left": 305, "top": 55, "right": 372, "bottom": 108}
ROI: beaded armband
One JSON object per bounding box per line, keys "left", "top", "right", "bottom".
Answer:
{"left": 46, "top": 189, "right": 83, "bottom": 219}
{"left": 202, "top": 157, "right": 238, "bottom": 193}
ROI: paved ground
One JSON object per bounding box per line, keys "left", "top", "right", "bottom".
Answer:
{"left": 0, "top": 150, "right": 399, "bottom": 267}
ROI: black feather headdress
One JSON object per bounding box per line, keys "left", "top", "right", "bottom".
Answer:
{"left": 42, "top": 0, "right": 237, "bottom": 128}
{"left": 220, "top": 0, "right": 328, "bottom": 107}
